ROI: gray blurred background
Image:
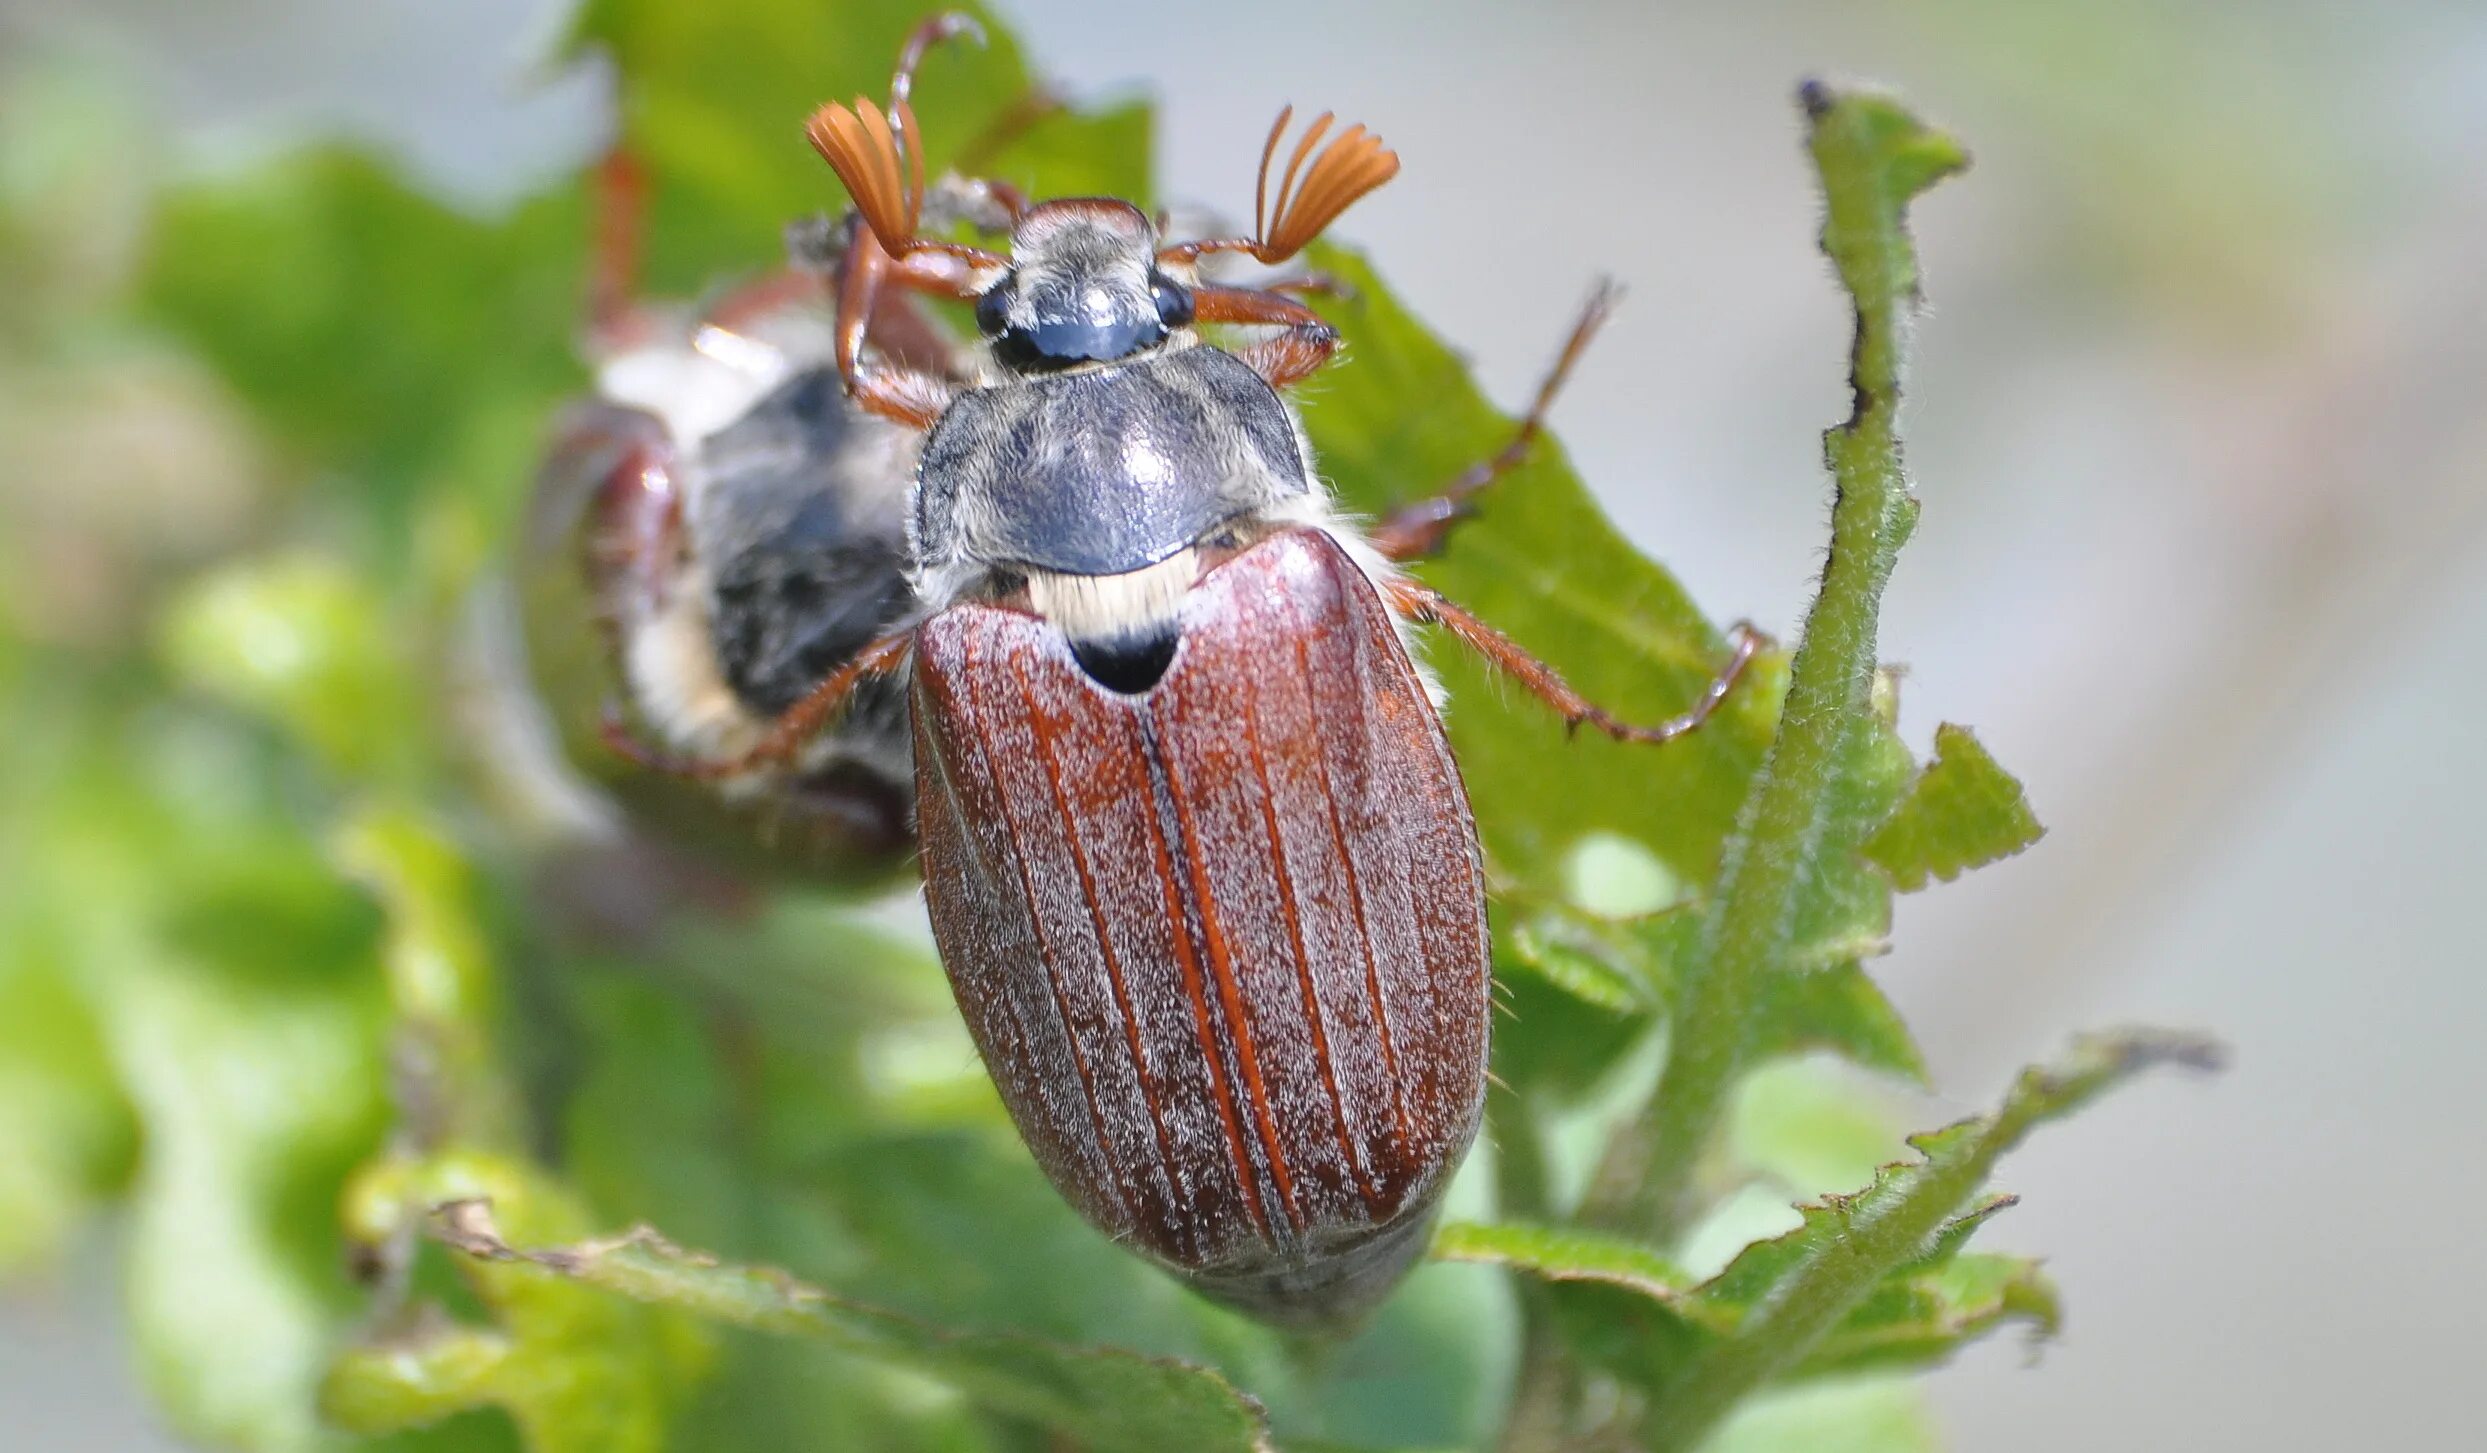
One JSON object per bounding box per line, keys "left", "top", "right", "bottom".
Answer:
{"left": 4, "top": 0, "right": 2483, "bottom": 1448}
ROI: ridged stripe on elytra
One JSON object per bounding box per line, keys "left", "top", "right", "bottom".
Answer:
{"left": 1294, "top": 632, "right": 1419, "bottom": 1160}
{"left": 1153, "top": 716, "right": 1309, "bottom": 1237}
{"left": 1009, "top": 648, "right": 1196, "bottom": 1238}
{"left": 1240, "top": 649, "right": 1391, "bottom": 1215}
{"left": 1129, "top": 711, "right": 1278, "bottom": 1244}
{"left": 949, "top": 627, "right": 1147, "bottom": 1235}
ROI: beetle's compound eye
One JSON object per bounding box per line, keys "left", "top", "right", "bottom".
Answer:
{"left": 975, "top": 281, "right": 1015, "bottom": 337}
{"left": 1150, "top": 272, "right": 1195, "bottom": 330}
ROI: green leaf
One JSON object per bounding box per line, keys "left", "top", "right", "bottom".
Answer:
{"left": 1807, "top": 1248, "right": 2060, "bottom": 1376}
{"left": 565, "top": 0, "right": 1149, "bottom": 294}
{"left": 1752, "top": 960, "right": 1925, "bottom": 1084}
{"left": 1434, "top": 1222, "right": 1699, "bottom": 1307}
{"left": 1303, "top": 246, "right": 1775, "bottom": 906}
{"left": 159, "top": 552, "right": 428, "bottom": 783}
{"left": 139, "top": 154, "right": 583, "bottom": 532}
{"left": 1449, "top": 1033, "right": 2214, "bottom": 1448}
{"left": 1638, "top": 1030, "right": 2219, "bottom": 1450}
{"left": 1505, "top": 915, "right": 1661, "bottom": 1017}
{"left": 326, "top": 1152, "right": 707, "bottom": 1453}
{"left": 1864, "top": 723, "right": 2045, "bottom": 890}
{"left": 318, "top": 807, "right": 712, "bottom": 1453}
{"left": 0, "top": 947, "right": 134, "bottom": 1274}
{"left": 97, "top": 849, "right": 393, "bottom": 1453}
{"left": 1705, "top": 1377, "right": 1937, "bottom": 1453}
{"left": 422, "top": 1197, "right": 1276, "bottom": 1453}
{"left": 328, "top": 806, "right": 521, "bottom": 1150}
{"left": 1491, "top": 909, "right": 1677, "bottom": 1102}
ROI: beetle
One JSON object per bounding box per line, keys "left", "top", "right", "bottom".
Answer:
{"left": 518, "top": 22, "right": 1034, "bottom": 885}
{"left": 627, "top": 17, "right": 1756, "bottom": 1326}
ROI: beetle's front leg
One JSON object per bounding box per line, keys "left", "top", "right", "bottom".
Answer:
{"left": 1193, "top": 284, "right": 1342, "bottom": 390}
{"left": 835, "top": 233, "right": 974, "bottom": 429}
{"left": 1384, "top": 578, "right": 1762, "bottom": 746}
{"left": 1370, "top": 280, "right": 1620, "bottom": 561}
{"left": 604, "top": 629, "right": 917, "bottom": 781}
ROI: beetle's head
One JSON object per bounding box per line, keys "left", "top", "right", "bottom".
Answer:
{"left": 975, "top": 200, "right": 1193, "bottom": 375}
{"left": 806, "top": 22, "right": 1394, "bottom": 383}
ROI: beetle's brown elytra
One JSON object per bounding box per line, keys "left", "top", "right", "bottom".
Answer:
{"left": 912, "top": 529, "right": 1487, "bottom": 1324}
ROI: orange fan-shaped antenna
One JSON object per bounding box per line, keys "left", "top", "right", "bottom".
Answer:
{"left": 806, "top": 94, "right": 928, "bottom": 251}
{"left": 1250, "top": 106, "right": 1399, "bottom": 262}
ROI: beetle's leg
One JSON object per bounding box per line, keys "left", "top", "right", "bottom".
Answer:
{"left": 533, "top": 401, "right": 682, "bottom": 646}
{"left": 585, "top": 147, "right": 654, "bottom": 350}
{"left": 1370, "top": 280, "right": 1619, "bottom": 561}
{"left": 579, "top": 423, "right": 683, "bottom": 629}
{"left": 835, "top": 232, "right": 971, "bottom": 429}
{"left": 603, "top": 629, "right": 917, "bottom": 781}
{"left": 1266, "top": 272, "right": 1353, "bottom": 302}
{"left": 1194, "top": 284, "right": 1342, "bottom": 390}
{"left": 921, "top": 173, "right": 1028, "bottom": 233}
{"left": 1385, "top": 578, "right": 1762, "bottom": 746}
{"left": 699, "top": 255, "right": 961, "bottom": 381}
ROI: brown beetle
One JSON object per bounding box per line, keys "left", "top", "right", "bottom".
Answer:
{"left": 629, "top": 17, "right": 1755, "bottom": 1326}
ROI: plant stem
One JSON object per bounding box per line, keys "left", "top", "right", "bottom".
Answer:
{"left": 1491, "top": 1082, "right": 1554, "bottom": 1224}
{"left": 1494, "top": 1292, "right": 1575, "bottom": 1453}
{"left": 1582, "top": 82, "right": 1964, "bottom": 1244}
{"left": 1489, "top": 1085, "right": 1573, "bottom": 1449}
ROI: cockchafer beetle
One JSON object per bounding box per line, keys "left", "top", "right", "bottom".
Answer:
{"left": 622, "top": 15, "right": 1758, "bottom": 1327}
{"left": 521, "top": 23, "right": 1037, "bottom": 885}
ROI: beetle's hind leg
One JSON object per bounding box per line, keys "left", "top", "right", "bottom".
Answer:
{"left": 1370, "top": 279, "right": 1620, "bottom": 562}
{"left": 603, "top": 629, "right": 917, "bottom": 782}
{"left": 1385, "top": 578, "right": 1762, "bottom": 746}
{"left": 582, "top": 147, "right": 661, "bottom": 351}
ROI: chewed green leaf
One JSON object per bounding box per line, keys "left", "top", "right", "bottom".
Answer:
{"left": 1472, "top": 1034, "right": 2212, "bottom": 1449}
{"left": 1639, "top": 1031, "right": 2219, "bottom": 1450}
{"left": 1799, "top": 84, "right": 1972, "bottom": 309}
{"left": 426, "top": 1198, "right": 1274, "bottom": 1453}
{"left": 1795, "top": 1251, "right": 2061, "bottom": 1378}
{"left": 327, "top": 1153, "right": 704, "bottom": 1453}
{"left": 1865, "top": 723, "right": 2045, "bottom": 890}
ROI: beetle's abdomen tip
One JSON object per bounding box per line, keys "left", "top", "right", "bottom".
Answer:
{"left": 1178, "top": 1204, "right": 1441, "bottom": 1332}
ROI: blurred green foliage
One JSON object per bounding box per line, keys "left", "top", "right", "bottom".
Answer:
{"left": 0, "top": 3, "right": 2207, "bottom": 1450}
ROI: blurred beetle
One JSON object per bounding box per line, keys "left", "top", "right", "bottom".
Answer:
{"left": 627, "top": 14, "right": 1757, "bottom": 1326}
{"left": 516, "top": 26, "right": 1033, "bottom": 886}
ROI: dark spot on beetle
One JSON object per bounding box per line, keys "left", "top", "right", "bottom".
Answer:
{"left": 1069, "top": 623, "right": 1180, "bottom": 695}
